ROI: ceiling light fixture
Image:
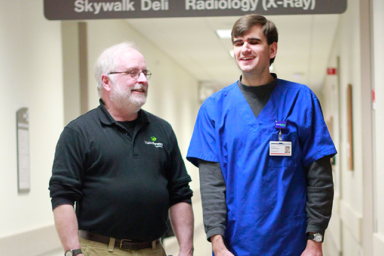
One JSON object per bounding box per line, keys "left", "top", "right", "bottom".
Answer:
{"left": 216, "top": 29, "right": 232, "bottom": 39}
{"left": 293, "top": 72, "right": 305, "bottom": 79}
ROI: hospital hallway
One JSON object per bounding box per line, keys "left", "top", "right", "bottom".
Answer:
{"left": 1, "top": 0, "right": 384, "bottom": 255}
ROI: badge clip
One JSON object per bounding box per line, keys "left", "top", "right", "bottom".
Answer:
{"left": 275, "top": 121, "right": 287, "bottom": 141}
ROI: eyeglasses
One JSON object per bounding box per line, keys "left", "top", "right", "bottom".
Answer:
{"left": 108, "top": 69, "right": 152, "bottom": 80}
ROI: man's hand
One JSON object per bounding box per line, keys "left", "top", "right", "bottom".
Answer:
{"left": 301, "top": 240, "right": 323, "bottom": 256}
{"left": 211, "top": 235, "right": 234, "bottom": 256}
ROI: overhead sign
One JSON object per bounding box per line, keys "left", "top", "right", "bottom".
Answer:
{"left": 44, "top": 0, "right": 347, "bottom": 20}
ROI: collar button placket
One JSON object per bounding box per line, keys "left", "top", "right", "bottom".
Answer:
{"left": 131, "top": 136, "right": 140, "bottom": 159}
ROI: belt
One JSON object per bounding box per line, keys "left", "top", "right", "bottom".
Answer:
{"left": 78, "top": 230, "right": 160, "bottom": 250}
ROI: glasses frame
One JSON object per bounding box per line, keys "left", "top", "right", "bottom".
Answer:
{"left": 108, "top": 69, "right": 152, "bottom": 80}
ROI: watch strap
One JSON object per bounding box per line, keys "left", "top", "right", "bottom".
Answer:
{"left": 306, "top": 232, "right": 323, "bottom": 242}
{"left": 73, "top": 249, "right": 82, "bottom": 255}
{"left": 65, "top": 249, "right": 82, "bottom": 256}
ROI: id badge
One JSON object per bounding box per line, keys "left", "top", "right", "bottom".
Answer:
{"left": 269, "top": 141, "right": 292, "bottom": 156}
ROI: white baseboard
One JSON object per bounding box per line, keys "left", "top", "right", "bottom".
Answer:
{"left": 0, "top": 225, "right": 61, "bottom": 256}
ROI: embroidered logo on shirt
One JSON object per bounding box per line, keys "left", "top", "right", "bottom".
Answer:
{"left": 145, "top": 136, "right": 163, "bottom": 148}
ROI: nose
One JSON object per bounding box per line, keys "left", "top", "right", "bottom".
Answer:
{"left": 241, "top": 42, "right": 251, "bottom": 52}
{"left": 137, "top": 72, "right": 148, "bottom": 83}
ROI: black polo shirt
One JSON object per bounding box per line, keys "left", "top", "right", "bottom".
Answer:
{"left": 49, "top": 101, "right": 192, "bottom": 241}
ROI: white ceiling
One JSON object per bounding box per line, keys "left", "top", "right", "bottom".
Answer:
{"left": 127, "top": 14, "right": 339, "bottom": 94}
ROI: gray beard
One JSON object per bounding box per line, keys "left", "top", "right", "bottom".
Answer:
{"left": 110, "top": 85, "right": 147, "bottom": 111}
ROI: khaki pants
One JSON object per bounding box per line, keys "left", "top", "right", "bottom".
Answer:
{"left": 80, "top": 237, "right": 167, "bottom": 256}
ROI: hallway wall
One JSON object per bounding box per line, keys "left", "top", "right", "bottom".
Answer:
{"left": 372, "top": 0, "right": 384, "bottom": 253}
{"left": 322, "top": 0, "right": 365, "bottom": 254}
{"left": 0, "top": 0, "right": 63, "bottom": 241}
{"left": 2, "top": 0, "right": 383, "bottom": 256}
{"left": 321, "top": 0, "right": 384, "bottom": 255}
{"left": 0, "top": 0, "right": 64, "bottom": 255}
{"left": 0, "top": 1, "right": 208, "bottom": 255}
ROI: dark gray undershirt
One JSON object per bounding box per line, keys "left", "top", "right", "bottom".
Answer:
{"left": 238, "top": 74, "right": 278, "bottom": 117}
{"left": 199, "top": 75, "right": 334, "bottom": 241}
{"left": 118, "top": 119, "right": 138, "bottom": 137}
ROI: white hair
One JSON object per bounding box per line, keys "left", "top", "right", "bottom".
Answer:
{"left": 94, "top": 42, "right": 138, "bottom": 96}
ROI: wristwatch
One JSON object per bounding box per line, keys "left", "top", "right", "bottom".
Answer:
{"left": 307, "top": 232, "right": 323, "bottom": 243}
{"left": 65, "top": 249, "right": 82, "bottom": 256}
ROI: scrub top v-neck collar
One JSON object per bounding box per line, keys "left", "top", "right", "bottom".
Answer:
{"left": 235, "top": 74, "right": 278, "bottom": 134}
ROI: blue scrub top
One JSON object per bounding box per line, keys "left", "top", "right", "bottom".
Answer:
{"left": 187, "top": 79, "right": 337, "bottom": 256}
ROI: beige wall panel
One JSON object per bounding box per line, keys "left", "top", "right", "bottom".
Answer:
{"left": 340, "top": 200, "right": 363, "bottom": 243}
{"left": 372, "top": 0, "right": 384, "bottom": 238}
{"left": 337, "top": 0, "right": 364, "bottom": 217}
{"left": 342, "top": 227, "right": 363, "bottom": 256}
{"left": 61, "top": 21, "right": 81, "bottom": 125}
{"left": 0, "top": 0, "right": 63, "bottom": 240}
{"left": 373, "top": 233, "right": 384, "bottom": 256}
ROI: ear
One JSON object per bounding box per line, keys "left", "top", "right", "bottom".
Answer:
{"left": 101, "top": 74, "right": 112, "bottom": 92}
{"left": 269, "top": 42, "right": 278, "bottom": 59}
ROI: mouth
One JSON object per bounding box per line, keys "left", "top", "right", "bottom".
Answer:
{"left": 240, "top": 56, "right": 255, "bottom": 61}
{"left": 131, "top": 88, "right": 146, "bottom": 94}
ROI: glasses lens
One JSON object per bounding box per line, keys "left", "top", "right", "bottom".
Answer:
{"left": 129, "top": 70, "right": 140, "bottom": 79}
{"left": 127, "top": 70, "right": 152, "bottom": 80}
{"left": 145, "top": 71, "right": 152, "bottom": 80}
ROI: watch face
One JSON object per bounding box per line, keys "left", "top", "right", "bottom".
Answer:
{"left": 313, "top": 233, "right": 323, "bottom": 242}
{"left": 65, "top": 250, "right": 73, "bottom": 256}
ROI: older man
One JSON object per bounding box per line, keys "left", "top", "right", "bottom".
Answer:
{"left": 187, "top": 14, "right": 336, "bottom": 256}
{"left": 49, "top": 42, "right": 194, "bottom": 256}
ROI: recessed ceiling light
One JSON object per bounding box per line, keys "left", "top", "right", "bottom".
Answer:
{"left": 229, "top": 50, "right": 234, "bottom": 58}
{"left": 216, "top": 29, "right": 232, "bottom": 39}
{"left": 293, "top": 73, "right": 305, "bottom": 79}
{"left": 269, "top": 64, "right": 274, "bottom": 72}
